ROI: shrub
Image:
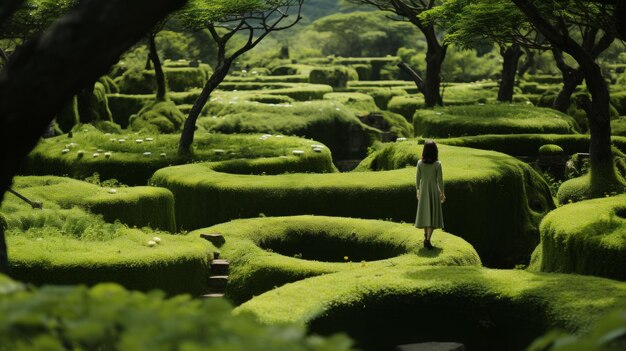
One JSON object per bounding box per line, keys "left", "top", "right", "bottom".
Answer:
{"left": 0, "top": 277, "right": 352, "bottom": 350}
{"left": 116, "top": 66, "right": 211, "bottom": 94}
{"left": 195, "top": 216, "right": 481, "bottom": 303}
{"left": 270, "top": 64, "right": 316, "bottom": 76}
{"left": 237, "top": 265, "right": 626, "bottom": 351}
{"left": 611, "top": 90, "right": 626, "bottom": 115}
{"left": 538, "top": 144, "right": 565, "bottom": 156}
{"left": 413, "top": 104, "right": 580, "bottom": 138}
{"left": 23, "top": 128, "right": 335, "bottom": 185}
{"left": 309, "top": 66, "right": 359, "bottom": 88}
{"left": 129, "top": 101, "right": 185, "bottom": 134}
{"left": 152, "top": 143, "right": 554, "bottom": 267}
{"left": 528, "top": 194, "right": 626, "bottom": 280}
{"left": 106, "top": 94, "right": 154, "bottom": 128}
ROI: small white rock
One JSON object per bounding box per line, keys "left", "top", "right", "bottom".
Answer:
{"left": 136, "top": 139, "right": 143, "bottom": 143}
{"left": 292, "top": 150, "right": 305, "bottom": 155}
{"left": 92, "top": 153, "right": 100, "bottom": 158}
{"left": 108, "top": 188, "right": 117, "bottom": 194}
{"left": 145, "top": 137, "right": 154, "bottom": 142}
{"left": 62, "top": 148, "right": 70, "bottom": 154}
{"left": 147, "top": 240, "right": 156, "bottom": 247}
{"left": 313, "top": 147, "right": 323, "bottom": 153}
{"left": 143, "top": 152, "right": 152, "bottom": 156}
{"left": 310, "top": 144, "right": 324, "bottom": 149}
{"left": 118, "top": 139, "right": 126, "bottom": 143}
{"left": 214, "top": 149, "right": 225, "bottom": 154}
{"left": 104, "top": 152, "right": 112, "bottom": 158}
{"left": 97, "top": 149, "right": 104, "bottom": 152}
{"left": 153, "top": 237, "right": 161, "bottom": 244}
{"left": 110, "top": 138, "right": 117, "bottom": 142}
{"left": 435, "top": 112, "right": 443, "bottom": 115}
{"left": 396, "top": 137, "right": 408, "bottom": 142}
{"left": 77, "top": 150, "right": 84, "bottom": 157}
{"left": 160, "top": 153, "right": 167, "bottom": 157}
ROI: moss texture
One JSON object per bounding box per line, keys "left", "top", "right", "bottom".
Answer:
{"left": 439, "top": 134, "right": 626, "bottom": 157}
{"left": 528, "top": 194, "right": 626, "bottom": 281}
{"left": 308, "top": 66, "right": 359, "bottom": 88}
{"left": 413, "top": 104, "right": 580, "bottom": 138}
{"left": 538, "top": 144, "right": 565, "bottom": 156}
{"left": 23, "top": 126, "right": 335, "bottom": 185}
{"left": 129, "top": 100, "right": 185, "bottom": 134}
{"left": 115, "top": 65, "right": 211, "bottom": 94}
{"left": 198, "top": 100, "right": 381, "bottom": 160}
{"left": 236, "top": 266, "right": 626, "bottom": 351}
{"left": 152, "top": 143, "right": 553, "bottom": 267}
{"left": 192, "top": 216, "right": 481, "bottom": 303}
{"left": 106, "top": 94, "right": 154, "bottom": 128}
{"left": 1, "top": 177, "right": 211, "bottom": 295}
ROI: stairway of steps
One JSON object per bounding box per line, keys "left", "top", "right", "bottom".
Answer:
{"left": 200, "top": 233, "right": 229, "bottom": 299}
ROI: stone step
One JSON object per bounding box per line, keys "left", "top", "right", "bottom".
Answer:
{"left": 210, "top": 259, "right": 229, "bottom": 275}
{"left": 200, "top": 293, "right": 225, "bottom": 299}
{"left": 208, "top": 275, "right": 228, "bottom": 291}
{"left": 396, "top": 342, "right": 465, "bottom": 351}
{"left": 200, "top": 233, "right": 225, "bottom": 247}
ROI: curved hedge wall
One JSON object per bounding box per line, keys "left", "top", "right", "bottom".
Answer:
{"left": 23, "top": 127, "right": 335, "bottom": 185}
{"left": 0, "top": 277, "right": 351, "bottom": 350}
{"left": 236, "top": 266, "right": 626, "bottom": 351}
{"left": 1, "top": 177, "right": 211, "bottom": 295}
{"left": 198, "top": 100, "right": 380, "bottom": 160}
{"left": 439, "top": 134, "right": 626, "bottom": 157}
{"left": 9, "top": 176, "right": 175, "bottom": 231}
{"left": 528, "top": 194, "right": 626, "bottom": 280}
{"left": 151, "top": 143, "right": 554, "bottom": 267}
{"left": 413, "top": 104, "right": 580, "bottom": 138}
{"left": 192, "top": 216, "right": 481, "bottom": 303}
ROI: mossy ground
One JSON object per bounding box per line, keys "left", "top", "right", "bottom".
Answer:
{"left": 192, "top": 215, "right": 481, "bottom": 303}
{"left": 237, "top": 265, "right": 626, "bottom": 351}
{"left": 23, "top": 125, "right": 335, "bottom": 185}
{"left": 529, "top": 194, "right": 626, "bottom": 280}
{"left": 152, "top": 142, "right": 553, "bottom": 267}
{"left": 1, "top": 176, "right": 211, "bottom": 295}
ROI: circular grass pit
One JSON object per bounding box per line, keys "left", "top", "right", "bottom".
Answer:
{"left": 195, "top": 216, "right": 480, "bottom": 303}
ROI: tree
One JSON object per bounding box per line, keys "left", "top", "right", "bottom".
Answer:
{"left": 177, "top": 0, "right": 304, "bottom": 155}
{"left": 147, "top": 21, "right": 169, "bottom": 101}
{"left": 0, "top": 0, "right": 186, "bottom": 275}
{"left": 512, "top": 0, "right": 622, "bottom": 198}
{"left": 349, "top": 0, "right": 447, "bottom": 107}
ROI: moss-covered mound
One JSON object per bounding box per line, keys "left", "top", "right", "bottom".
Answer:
{"left": 115, "top": 65, "right": 211, "bottom": 94}
{"left": 198, "top": 100, "right": 380, "bottom": 160}
{"left": 217, "top": 82, "right": 334, "bottom": 101}
{"left": 413, "top": 104, "right": 580, "bottom": 138}
{"left": 1, "top": 177, "right": 211, "bottom": 295}
{"left": 192, "top": 216, "right": 481, "bottom": 303}
{"left": 528, "top": 194, "right": 626, "bottom": 280}
{"left": 152, "top": 143, "right": 553, "bottom": 267}
{"left": 23, "top": 126, "right": 335, "bottom": 185}
{"left": 556, "top": 171, "right": 626, "bottom": 204}
{"left": 0, "top": 277, "right": 351, "bottom": 351}
{"left": 129, "top": 100, "right": 185, "bottom": 133}
{"left": 309, "top": 66, "right": 359, "bottom": 88}
{"left": 9, "top": 176, "right": 175, "bottom": 231}
{"left": 439, "top": 134, "right": 626, "bottom": 157}
{"left": 236, "top": 266, "right": 626, "bottom": 351}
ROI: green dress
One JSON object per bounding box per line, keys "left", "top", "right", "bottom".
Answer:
{"left": 415, "top": 160, "right": 444, "bottom": 229}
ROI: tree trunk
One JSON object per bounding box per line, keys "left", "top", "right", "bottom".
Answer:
{"left": 552, "top": 49, "right": 584, "bottom": 113}
{"left": 178, "top": 61, "right": 231, "bottom": 155}
{"left": 0, "top": 0, "right": 186, "bottom": 275}
{"left": 518, "top": 48, "right": 535, "bottom": 77}
{"left": 77, "top": 80, "right": 96, "bottom": 123}
{"left": 0, "top": 47, "right": 7, "bottom": 62}
{"left": 145, "top": 54, "right": 152, "bottom": 70}
{"left": 0, "top": 225, "right": 7, "bottom": 274}
{"left": 148, "top": 33, "right": 166, "bottom": 101}
{"left": 582, "top": 60, "right": 620, "bottom": 193}
{"left": 497, "top": 44, "right": 523, "bottom": 102}
{"left": 398, "top": 62, "right": 424, "bottom": 92}
{"left": 423, "top": 26, "right": 447, "bottom": 107}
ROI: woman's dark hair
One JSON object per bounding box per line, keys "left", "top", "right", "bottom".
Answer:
{"left": 421, "top": 140, "right": 438, "bottom": 164}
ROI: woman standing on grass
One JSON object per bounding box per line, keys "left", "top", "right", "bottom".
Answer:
{"left": 415, "top": 140, "right": 445, "bottom": 249}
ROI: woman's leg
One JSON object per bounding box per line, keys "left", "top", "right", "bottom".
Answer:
{"left": 426, "top": 227, "right": 433, "bottom": 241}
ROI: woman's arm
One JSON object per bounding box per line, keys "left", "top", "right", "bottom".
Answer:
{"left": 415, "top": 162, "right": 421, "bottom": 199}
{"left": 437, "top": 162, "right": 445, "bottom": 203}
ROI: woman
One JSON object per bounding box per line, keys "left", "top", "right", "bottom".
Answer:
{"left": 415, "top": 140, "right": 445, "bottom": 250}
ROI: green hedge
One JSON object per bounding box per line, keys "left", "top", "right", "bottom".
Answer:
{"left": 439, "top": 134, "right": 626, "bottom": 157}
{"left": 611, "top": 91, "right": 626, "bottom": 116}
{"left": 413, "top": 104, "right": 580, "bottom": 138}
{"left": 217, "top": 84, "right": 334, "bottom": 101}
{"left": 23, "top": 127, "right": 335, "bottom": 185}
{"left": 115, "top": 65, "right": 211, "bottom": 94}
{"left": 309, "top": 66, "right": 359, "bottom": 88}
{"left": 270, "top": 64, "right": 316, "bottom": 76}
{"left": 237, "top": 265, "right": 626, "bottom": 351}
{"left": 198, "top": 100, "right": 380, "bottom": 160}
{"left": 528, "top": 194, "right": 626, "bottom": 280}
{"left": 152, "top": 143, "right": 554, "bottom": 267}
{"left": 0, "top": 277, "right": 351, "bottom": 350}
{"left": 0, "top": 177, "right": 212, "bottom": 295}
{"left": 9, "top": 176, "right": 176, "bottom": 231}
{"left": 193, "top": 216, "right": 481, "bottom": 304}
{"left": 129, "top": 100, "right": 185, "bottom": 134}
{"left": 538, "top": 144, "right": 565, "bottom": 156}
{"left": 106, "top": 94, "right": 154, "bottom": 128}
{"left": 224, "top": 74, "right": 309, "bottom": 83}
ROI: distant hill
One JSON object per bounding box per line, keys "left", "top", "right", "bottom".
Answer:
{"left": 300, "top": 0, "right": 372, "bottom": 24}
